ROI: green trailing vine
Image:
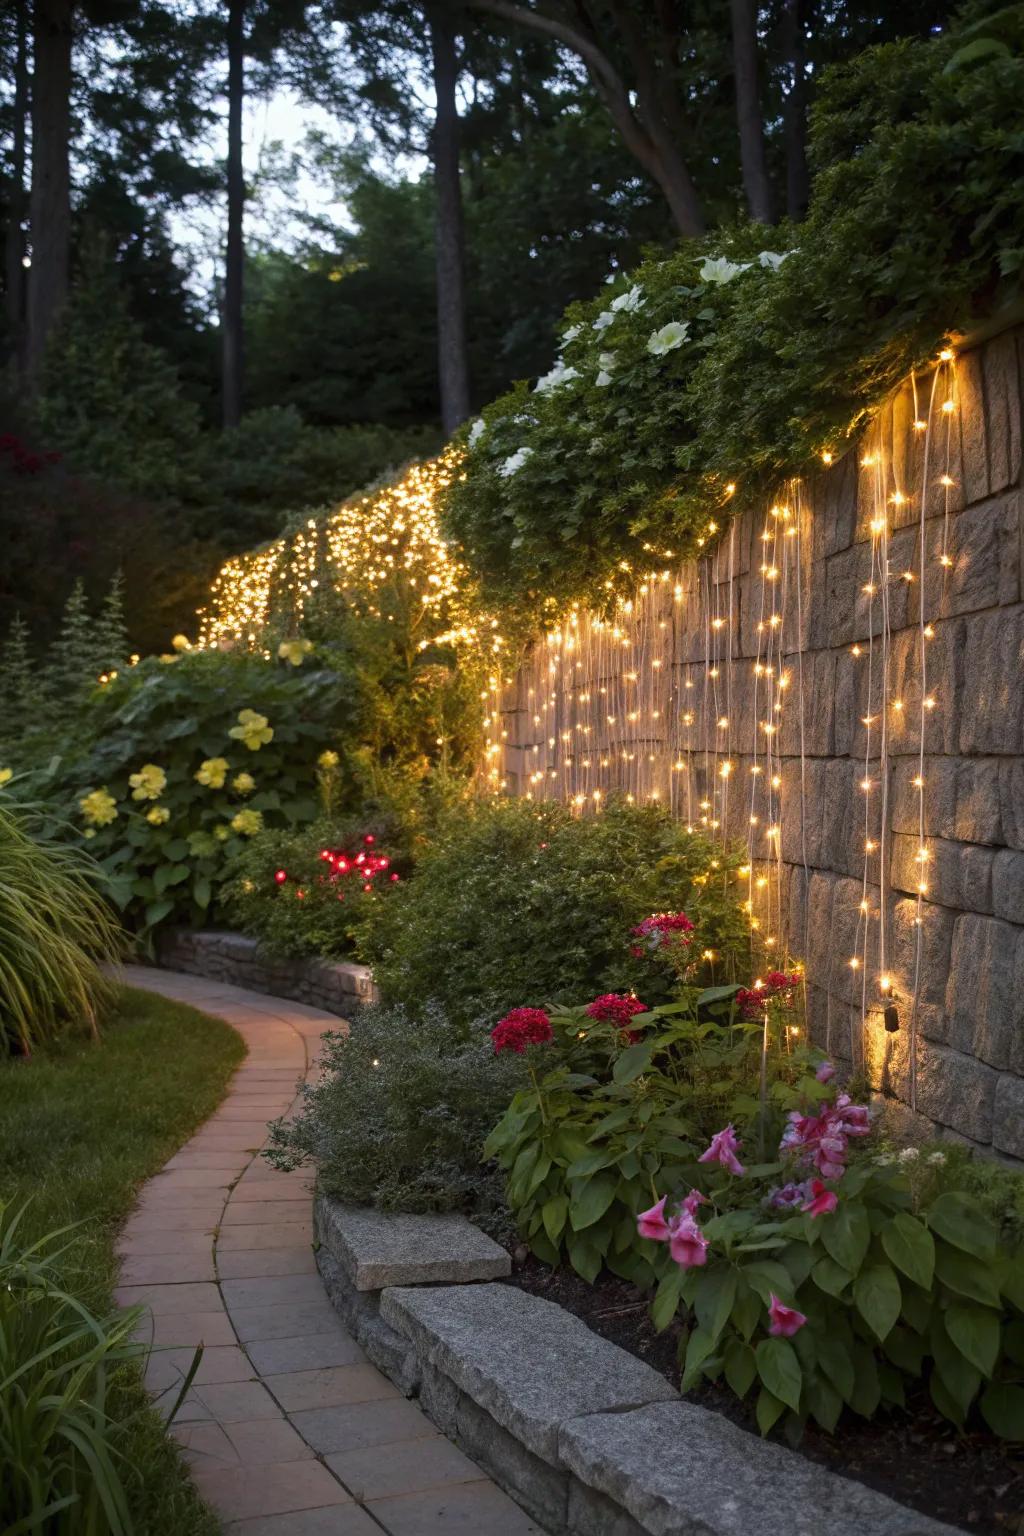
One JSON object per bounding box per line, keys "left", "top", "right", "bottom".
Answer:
{"left": 442, "top": 8, "right": 1024, "bottom": 616}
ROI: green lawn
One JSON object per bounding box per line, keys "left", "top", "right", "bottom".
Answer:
{"left": 0, "top": 984, "right": 246, "bottom": 1536}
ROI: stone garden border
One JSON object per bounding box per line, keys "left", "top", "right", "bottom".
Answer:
{"left": 315, "top": 1193, "right": 959, "bottom": 1536}
{"left": 159, "top": 929, "right": 378, "bottom": 1018}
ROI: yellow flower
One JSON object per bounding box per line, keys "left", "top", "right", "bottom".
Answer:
{"left": 0, "top": 768, "right": 12, "bottom": 786}
{"left": 318, "top": 750, "right": 340, "bottom": 770}
{"left": 171, "top": 633, "right": 192, "bottom": 651}
{"left": 229, "top": 708, "right": 274, "bottom": 752}
{"left": 84, "top": 828, "right": 96, "bottom": 839}
{"left": 129, "top": 763, "right": 167, "bottom": 801}
{"left": 214, "top": 824, "right": 230, "bottom": 841}
{"left": 278, "top": 638, "right": 314, "bottom": 667}
{"left": 195, "top": 757, "right": 229, "bottom": 789}
{"left": 232, "top": 772, "right": 255, "bottom": 795}
{"left": 147, "top": 806, "right": 170, "bottom": 825}
{"left": 80, "top": 788, "right": 118, "bottom": 826}
{"left": 231, "top": 809, "right": 263, "bottom": 837}
{"left": 158, "top": 654, "right": 180, "bottom": 664}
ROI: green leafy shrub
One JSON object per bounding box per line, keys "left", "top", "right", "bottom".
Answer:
{"left": 0, "top": 1203, "right": 145, "bottom": 1535}
{"left": 22, "top": 648, "right": 362, "bottom": 935}
{"left": 221, "top": 811, "right": 408, "bottom": 960}
{"left": 647, "top": 1127, "right": 1024, "bottom": 1444}
{"left": 443, "top": 9, "right": 1024, "bottom": 612}
{"left": 356, "top": 796, "right": 750, "bottom": 1025}
{"left": 265, "top": 1001, "right": 522, "bottom": 1224}
{"left": 0, "top": 804, "right": 122, "bottom": 1055}
{"left": 484, "top": 973, "right": 813, "bottom": 1285}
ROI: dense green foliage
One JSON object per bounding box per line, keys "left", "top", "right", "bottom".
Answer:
{"left": 0, "top": 804, "right": 122, "bottom": 1055}
{"left": 355, "top": 797, "right": 750, "bottom": 1025}
{"left": 444, "top": 12, "right": 1024, "bottom": 611}
{"left": 0, "top": 986, "right": 243, "bottom": 1535}
{"left": 8, "top": 648, "right": 360, "bottom": 936}
{"left": 266, "top": 1000, "right": 521, "bottom": 1223}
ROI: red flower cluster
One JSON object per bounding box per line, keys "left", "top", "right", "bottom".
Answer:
{"left": 630, "top": 911, "right": 695, "bottom": 958}
{"left": 736, "top": 971, "right": 801, "bottom": 1019}
{"left": 491, "top": 1007, "right": 553, "bottom": 1055}
{"left": 272, "top": 835, "right": 398, "bottom": 901}
{"left": 585, "top": 993, "right": 649, "bottom": 1037}
{"left": 0, "top": 433, "right": 60, "bottom": 476}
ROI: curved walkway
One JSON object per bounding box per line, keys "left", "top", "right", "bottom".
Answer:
{"left": 116, "top": 965, "right": 542, "bottom": 1536}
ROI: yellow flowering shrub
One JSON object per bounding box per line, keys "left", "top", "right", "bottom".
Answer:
{"left": 278, "top": 638, "right": 314, "bottom": 667}
{"left": 229, "top": 709, "right": 274, "bottom": 752}
{"left": 195, "top": 757, "right": 229, "bottom": 789}
{"left": 128, "top": 763, "right": 167, "bottom": 801}
{"left": 146, "top": 806, "right": 170, "bottom": 825}
{"left": 232, "top": 772, "right": 255, "bottom": 795}
{"left": 80, "top": 788, "right": 118, "bottom": 827}
{"left": 231, "top": 809, "right": 263, "bottom": 837}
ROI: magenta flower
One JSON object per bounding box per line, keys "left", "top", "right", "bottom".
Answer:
{"left": 802, "top": 1178, "right": 838, "bottom": 1218}
{"left": 680, "top": 1188, "right": 708, "bottom": 1218}
{"left": 668, "top": 1212, "right": 709, "bottom": 1269}
{"left": 698, "top": 1123, "right": 745, "bottom": 1177}
{"left": 767, "top": 1293, "right": 807, "bottom": 1337}
{"left": 816, "top": 1060, "right": 835, "bottom": 1083}
{"left": 637, "top": 1195, "right": 672, "bottom": 1241}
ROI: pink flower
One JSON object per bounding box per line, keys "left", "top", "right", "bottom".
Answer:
{"left": 767, "top": 1293, "right": 807, "bottom": 1337}
{"left": 680, "top": 1188, "right": 707, "bottom": 1218}
{"left": 668, "top": 1213, "right": 708, "bottom": 1269}
{"left": 491, "top": 1007, "right": 553, "bottom": 1055}
{"left": 816, "top": 1060, "right": 835, "bottom": 1083}
{"left": 586, "top": 993, "right": 649, "bottom": 1039}
{"left": 698, "top": 1123, "right": 745, "bottom": 1177}
{"left": 637, "top": 1195, "right": 672, "bottom": 1241}
{"left": 802, "top": 1178, "right": 838, "bottom": 1218}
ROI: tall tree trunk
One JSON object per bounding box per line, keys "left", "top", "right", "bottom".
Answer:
{"left": 26, "top": 0, "right": 74, "bottom": 387}
{"left": 730, "top": 0, "right": 774, "bottom": 224}
{"left": 781, "top": 0, "right": 809, "bottom": 220}
{"left": 428, "top": 6, "right": 470, "bottom": 435}
{"left": 5, "top": 0, "right": 30, "bottom": 373}
{"left": 223, "top": 0, "right": 245, "bottom": 430}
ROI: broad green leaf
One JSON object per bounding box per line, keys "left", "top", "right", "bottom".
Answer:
{"left": 741, "top": 1260, "right": 791, "bottom": 1305}
{"left": 816, "top": 1336, "right": 855, "bottom": 1404}
{"left": 806, "top": 1373, "right": 842, "bottom": 1433}
{"left": 883, "top": 1324, "right": 924, "bottom": 1375}
{"left": 847, "top": 1343, "right": 880, "bottom": 1418}
{"left": 756, "top": 1386, "right": 786, "bottom": 1435}
{"left": 980, "top": 1383, "right": 1024, "bottom": 1441}
{"left": 612, "top": 1042, "right": 654, "bottom": 1085}
{"left": 695, "top": 984, "right": 741, "bottom": 1007}
{"left": 945, "top": 1303, "right": 1000, "bottom": 1378}
{"left": 144, "top": 899, "right": 174, "bottom": 928}
{"left": 931, "top": 1314, "right": 981, "bottom": 1413}
{"left": 681, "top": 1326, "right": 716, "bottom": 1390}
{"left": 853, "top": 1264, "right": 901, "bottom": 1341}
{"left": 566, "top": 1232, "right": 601, "bottom": 1283}
{"left": 730, "top": 1280, "right": 761, "bottom": 1341}
{"left": 934, "top": 1244, "right": 1002, "bottom": 1307}
{"left": 812, "top": 1255, "right": 852, "bottom": 1297}
{"left": 821, "top": 1202, "right": 870, "bottom": 1275}
{"left": 694, "top": 1266, "right": 738, "bottom": 1344}
{"left": 756, "top": 1337, "right": 803, "bottom": 1413}
{"left": 566, "top": 1148, "right": 618, "bottom": 1179}
{"left": 541, "top": 1195, "right": 569, "bottom": 1245}
{"left": 651, "top": 1268, "right": 683, "bottom": 1333}
{"left": 569, "top": 1173, "right": 618, "bottom": 1231}
{"left": 193, "top": 876, "right": 212, "bottom": 909}
{"left": 927, "top": 1192, "right": 997, "bottom": 1258}
{"left": 723, "top": 1338, "right": 757, "bottom": 1399}
{"left": 881, "top": 1213, "right": 935, "bottom": 1290}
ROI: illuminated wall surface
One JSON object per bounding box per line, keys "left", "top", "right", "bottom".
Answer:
{"left": 489, "top": 326, "right": 1024, "bottom": 1158}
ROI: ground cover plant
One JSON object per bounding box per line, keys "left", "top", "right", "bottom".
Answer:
{"left": 0, "top": 802, "right": 123, "bottom": 1056}
{"left": 266, "top": 999, "right": 522, "bottom": 1228}
{"left": 444, "top": 9, "right": 1024, "bottom": 613}
{"left": 355, "top": 796, "right": 750, "bottom": 1025}
{"left": 0, "top": 985, "right": 244, "bottom": 1535}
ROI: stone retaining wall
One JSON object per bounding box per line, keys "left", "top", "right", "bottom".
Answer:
{"left": 491, "top": 325, "right": 1024, "bottom": 1157}
{"left": 158, "top": 930, "right": 377, "bottom": 1017}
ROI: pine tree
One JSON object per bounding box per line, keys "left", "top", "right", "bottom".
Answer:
{"left": 94, "top": 571, "right": 129, "bottom": 675}
{"left": 46, "top": 579, "right": 101, "bottom": 701}
{"left": 0, "top": 614, "right": 48, "bottom": 744}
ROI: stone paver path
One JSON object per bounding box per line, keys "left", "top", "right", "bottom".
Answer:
{"left": 116, "top": 965, "right": 543, "bottom": 1535}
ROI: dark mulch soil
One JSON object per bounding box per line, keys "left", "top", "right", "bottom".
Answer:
{"left": 505, "top": 1256, "right": 1024, "bottom": 1535}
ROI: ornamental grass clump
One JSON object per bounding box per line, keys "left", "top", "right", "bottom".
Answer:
{"left": 0, "top": 804, "right": 122, "bottom": 1055}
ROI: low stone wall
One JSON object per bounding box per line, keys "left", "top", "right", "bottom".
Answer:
{"left": 157, "top": 929, "right": 378, "bottom": 1017}
{"left": 314, "top": 1194, "right": 956, "bottom": 1536}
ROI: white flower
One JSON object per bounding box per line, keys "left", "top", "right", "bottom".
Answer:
{"left": 498, "top": 447, "right": 534, "bottom": 478}
{"left": 562, "top": 323, "right": 582, "bottom": 344}
{"left": 595, "top": 371, "right": 613, "bottom": 387}
{"left": 758, "top": 249, "right": 792, "bottom": 271}
{"left": 647, "top": 321, "right": 690, "bottom": 356}
{"left": 610, "top": 284, "right": 644, "bottom": 313}
{"left": 698, "top": 255, "right": 747, "bottom": 285}
{"left": 598, "top": 352, "right": 616, "bottom": 370}
{"left": 592, "top": 310, "right": 615, "bottom": 331}
{"left": 534, "top": 360, "right": 579, "bottom": 394}
{"left": 898, "top": 1146, "right": 920, "bottom": 1163}
{"left": 927, "top": 1150, "right": 947, "bottom": 1165}
{"left": 468, "top": 417, "right": 485, "bottom": 447}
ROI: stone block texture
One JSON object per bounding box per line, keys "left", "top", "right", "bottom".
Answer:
{"left": 491, "top": 324, "right": 1024, "bottom": 1158}
{"left": 159, "top": 930, "right": 378, "bottom": 1019}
